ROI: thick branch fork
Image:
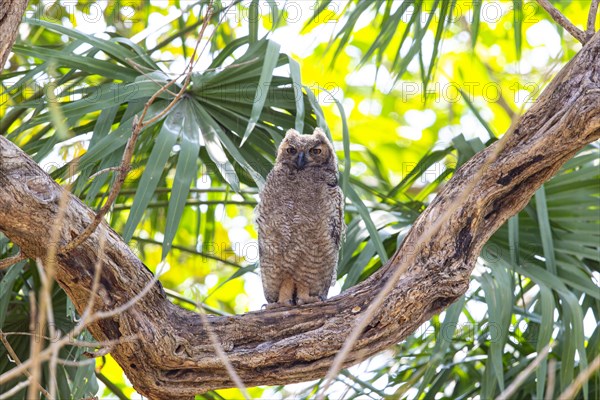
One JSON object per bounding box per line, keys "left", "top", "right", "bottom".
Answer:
{"left": 0, "top": 34, "right": 599, "bottom": 400}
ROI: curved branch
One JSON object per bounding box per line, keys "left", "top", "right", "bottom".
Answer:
{"left": 0, "top": 0, "right": 28, "bottom": 74}
{"left": 536, "top": 0, "right": 588, "bottom": 43}
{"left": 0, "top": 34, "right": 599, "bottom": 400}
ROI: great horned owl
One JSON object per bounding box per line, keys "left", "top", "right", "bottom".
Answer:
{"left": 256, "top": 128, "right": 345, "bottom": 307}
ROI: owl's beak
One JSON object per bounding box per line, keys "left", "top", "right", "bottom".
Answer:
{"left": 296, "top": 151, "right": 307, "bottom": 169}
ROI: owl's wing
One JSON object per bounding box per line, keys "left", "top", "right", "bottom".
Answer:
{"left": 328, "top": 185, "right": 345, "bottom": 286}
{"left": 329, "top": 185, "right": 345, "bottom": 247}
{"left": 252, "top": 203, "right": 260, "bottom": 227}
{"left": 255, "top": 187, "right": 289, "bottom": 303}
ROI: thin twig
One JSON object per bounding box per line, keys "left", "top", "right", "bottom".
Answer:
{"left": 557, "top": 355, "right": 600, "bottom": 400}
{"left": 0, "top": 378, "right": 31, "bottom": 400}
{"left": 0, "top": 252, "right": 26, "bottom": 271}
{"left": 545, "top": 359, "right": 556, "bottom": 400}
{"left": 82, "top": 346, "right": 113, "bottom": 359}
{"left": 40, "top": 260, "right": 59, "bottom": 399}
{"left": 59, "top": 3, "right": 215, "bottom": 256}
{"left": 587, "top": 0, "right": 599, "bottom": 37}
{"left": 54, "top": 357, "right": 97, "bottom": 367}
{"left": 0, "top": 330, "right": 52, "bottom": 399}
{"left": 89, "top": 276, "right": 161, "bottom": 322}
{"left": 42, "top": 181, "right": 74, "bottom": 398}
{"left": 0, "top": 275, "right": 155, "bottom": 385}
{"left": 28, "top": 187, "right": 70, "bottom": 400}
{"left": 196, "top": 298, "right": 250, "bottom": 399}
{"left": 496, "top": 343, "right": 553, "bottom": 399}
{"left": 536, "top": 0, "right": 588, "bottom": 43}
{"left": 88, "top": 166, "right": 122, "bottom": 179}
{"left": 2, "top": 331, "right": 139, "bottom": 349}
{"left": 128, "top": 60, "right": 179, "bottom": 97}
{"left": 58, "top": 112, "right": 142, "bottom": 255}
{"left": 0, "top": 237, "right": 151, "bottom": 387}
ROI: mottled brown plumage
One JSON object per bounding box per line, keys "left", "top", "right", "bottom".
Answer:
{"left": 256, "top": 128, "right": 345, "bottom": 307}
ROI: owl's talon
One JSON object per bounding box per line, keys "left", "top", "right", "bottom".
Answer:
{"left": 297, "top": 296, "right": 321, "bottom": 305}
{"left": 264, "top": 300, "right": 293, "bottom": 310}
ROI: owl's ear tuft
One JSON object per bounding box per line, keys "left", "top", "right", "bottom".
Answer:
{"left": 313, "top": 127, "right": 329, "bottom": 141}
{"left": 286, "top": 129, "right": 300, "bottom": 137}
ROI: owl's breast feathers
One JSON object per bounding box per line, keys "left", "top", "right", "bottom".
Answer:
{"left": 257, "top": 160, "right": 345, "bottom": 303}
{"left": 257, "top": 128, "right": 346, "bottom": 304}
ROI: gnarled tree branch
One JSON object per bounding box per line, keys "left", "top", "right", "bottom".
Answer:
{"left": 0, "top": 31, "right": 599, "bottom": 400}
{"left": 0, "top": 0, "right": 28, "bottom": 74}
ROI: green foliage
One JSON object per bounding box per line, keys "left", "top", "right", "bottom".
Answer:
{"left": 0, "top": 259, "right": 98, "bottom": 398}
{"left": 0, "top": 0, "right": 597, "bottom": 398}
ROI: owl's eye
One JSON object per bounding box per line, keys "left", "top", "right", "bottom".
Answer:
{"left": 287, "top": 147, "right": 297, "bottom": 155}
{"left": 310, "top": 148, "right": 322, "bottom": 155}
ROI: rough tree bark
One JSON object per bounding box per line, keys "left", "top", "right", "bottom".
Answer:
{"left": 0, "top": 0, "right": 28, "bottom": 74}
{"left": 0, "top": 24, "right": 599, "bottom": 400}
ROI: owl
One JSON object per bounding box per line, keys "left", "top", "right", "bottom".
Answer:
{"left": 256, "top": 127, "right": 345, "bottom": 307}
